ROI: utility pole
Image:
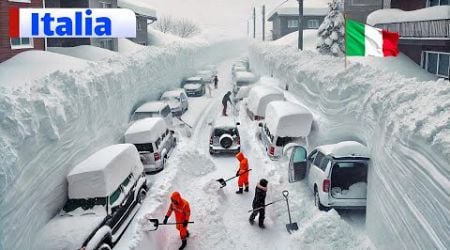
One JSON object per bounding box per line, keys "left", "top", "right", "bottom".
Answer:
{"left": 253, "top": 7, "right": 256, "bottom": 39}
{"left": 262, "top": 5, "right": 266, "bottom": 41}
{"left": 297, "top": 0, "right": 303, "bottom": 50}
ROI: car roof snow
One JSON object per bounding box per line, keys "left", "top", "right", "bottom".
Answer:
{"left": 135, "top": 101, "right": 168, "bottom": 113}
{"left": 317, "top": 141, "right": 371, "bottom": 159}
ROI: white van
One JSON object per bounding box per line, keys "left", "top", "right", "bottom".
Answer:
{"left": 232, "top": 71, "right": 257, "bottom": 95}
{"left": 257, "top": 101, "right": 313, "bottom": 160}
{"left": 130, "top": 101, "right": 173, "bottom": 127}
{"left": 37, "top": 144, "right": 147, "bottom": 250}
{"left": 246, "top": 86, "right": 284, "bottom": 120}
{"left": 160, "top": 89, "right": 189, "bottom": 117}
{"left": 286, "top": 141, "right": 370, "bottom": 210}
{"left": 125, "top": 118, "right": 176, "bottom": 173}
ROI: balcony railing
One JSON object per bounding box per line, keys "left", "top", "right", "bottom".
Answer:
{"left": 374, "top": 19, "right": 450, "bottom": 38}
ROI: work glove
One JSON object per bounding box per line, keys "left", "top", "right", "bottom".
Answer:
{"left": 183, "top": 220, "right": 188, "bottom": 227}
{"left": 163, "top": 216, "right": 169, "bottom": 224}
{"left": 236, "top": 171, "right": 240, "bottom": 177}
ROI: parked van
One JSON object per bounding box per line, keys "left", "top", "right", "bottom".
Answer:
{"left": 246, "top": 86, "right": 284, "bottom": 120}
{"left": 286, "top": 141, "right": 370, "bottom": 210}
{"left": 125, "top": 117, "right": 176, "bottom": 173}
{"left": 130, "top": 101, "right": 173, "bottom": 127}
{"left": 160, "top": 89, "right": 189, "bottom": 116}
{"left": 232, "top": 71, "right": 257, "bottom": 94}
{"left": 257, "top": 101, "right": 313, "bottom": 159}
{"left": 37, "top": 144, "right": 147, "bottom": 250}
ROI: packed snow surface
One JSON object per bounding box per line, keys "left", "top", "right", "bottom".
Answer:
{"left": 265, "top": 101, "right": 314, "bottom": 137}
{"left": 118, "top": 0, "right": 157, "bottom": 18}
{"left": 48, "top": 46, "right": 119, "bottom": 61}
{"left": 367, "top": 6, "right": 450, "bottom": 25}
{"left": 250, "top": 40, "right": 450, "bottom": 249}
{"left": 124, "top": 118, "right": 167, "bottom": 144}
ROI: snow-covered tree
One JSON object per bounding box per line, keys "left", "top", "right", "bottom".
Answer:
{"left": 316, "top": 0, "right": 345, "bottom": 56}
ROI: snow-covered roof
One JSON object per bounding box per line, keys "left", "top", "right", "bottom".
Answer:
{"left": 185, "top": 76, "right": 203, "bottom": 82}
{"left": 213, "top": 116, "right": 239, "bottom": 128}
{"left": 235, "top": 85, "right": 253, "bottom": 100}
{"left": 317, "top": 141, "right": 370, "bottom": 159}
{"left": 184, "top": 83, "right": 202, "bottom": 90}
{"left": 265, "top": 101, "right": 313, "bottom": 137}
{"left": 118, "top": 0, "right": 157, "bottom": 19}
{"left": 67, "top": 144, "right": 143, "bottom": 199}
{"left": 367, "top": 6, "right": 450, "bottom": 26}
{"left": 125, "top": 118, "right": 167, "bottom": 144}
{"left": 161, "top": 88, "right": 185, "bottom": 98}
{"left": 135, "top": 101, "right": 168, "bottom": 113}
{"left": 48, "top": 45, "right": 119, "bottom": 61}
{"left": 235, "top": 72, "right": 257, "bottom": 82}
{"left": 247, "top": 86, "right": 284, "bottom": 117}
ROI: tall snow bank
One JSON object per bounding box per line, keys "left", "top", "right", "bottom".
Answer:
{"left": 0, "top": 37, "right": 247, "bottom": 250}
{"left": 249, "top": 42, "right": 450, "bottom": 249}
{"left": 367, "top": 6, "right": 450, "bottom": 25}
{"left": 272, "top": 30, "right": 318, "bottom": 51}
{"left": 48, "top": 46, "right": 119, "bottom": 61}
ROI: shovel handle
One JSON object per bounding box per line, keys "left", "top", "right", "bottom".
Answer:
{"left": 225, "top": 168, "right": 252, "bottom": 182}
{"left": 282, "top": 190, "right": 289, "bottom": 198}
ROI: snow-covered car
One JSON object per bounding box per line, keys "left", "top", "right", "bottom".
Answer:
{"left": 37, "top": 144, "right": 147, "bottom": 250}
{"left": 182, "top": 77, "right": 206, "bottom": 97}
{"left": 257, "top": 101, "right": 313, "bottom": 160}
{"left": 232, "top": 71, "right": 257, "bottom": 94}
{"left": 160, "top": 89, "right": 189, "bottom": 116}
{"left": 130, "top": 101, "right": 173, "bottom": 127}
{"left": 209, "top": 116, "right": 241, "bottom": 155}
{"left": 286, "top": 141, "right": 370, "bottom": 210}
{"left": 125, "top": 118, "right": 176, "bottom": 173}
{"left": 245, "top": 85, "right": 284, "bottom": 120}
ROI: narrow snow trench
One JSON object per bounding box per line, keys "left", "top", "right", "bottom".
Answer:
{"left": 115, "top": 57, "right": 372, "bottom": 250}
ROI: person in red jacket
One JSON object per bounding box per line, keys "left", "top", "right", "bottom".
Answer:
{"left": 235, "top": 152, "right": 250, "bottom": 194}
{"left": 163, "top": 191, "right": 191, "bottom": 250}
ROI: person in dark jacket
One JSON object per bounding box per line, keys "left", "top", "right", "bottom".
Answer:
{"left": 222, "top": 91, "right": 232, "bottom": 116}
{"left": 249, "top": 178, "right": 268, "bottom": 228}
{"left": 213, "top": 75, "right": 219, "bottom": 89}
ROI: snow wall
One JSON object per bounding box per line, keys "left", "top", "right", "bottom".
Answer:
{"left": 0, "top": 38, "right": 247, "bottom": 250}
{"left": 249, "top": 43, "right": 449, "bottom": 249}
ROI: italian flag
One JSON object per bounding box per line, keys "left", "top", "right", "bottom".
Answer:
{"left": 346, "top": 19, "right": 400, "bottom": 57}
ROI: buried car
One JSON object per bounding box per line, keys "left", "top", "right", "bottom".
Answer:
{"left": 286, "top": 141, "right": 370, "bottom": 210}
{"left": 245, "top": 85, "right": 284, "bottom": 120}
{"left": 130, "top": 101, "right": 173, "bottom": 127}
{"left": 36, "top": 144, "right": 147, "bottom": 250}
{"left": 209, "top": 116, "right": 241, "bottom": 155}
{"left": 182, "top": 76, "right": 206, "bottom": 97}
{"left": 160, "top": 89, "right": 189, "bottom": 117}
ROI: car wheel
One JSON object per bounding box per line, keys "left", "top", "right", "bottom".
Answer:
{"left": 137, "top": 189, "right": 147, "bottom": 204}
{"left": 98, "top": 243, "right": 112, "bottom": 250}
{"left": 314, "top": 188, "right": 326, "bottom": 211}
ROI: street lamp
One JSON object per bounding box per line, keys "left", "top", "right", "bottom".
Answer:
{"left": 297, "top": 0, "right": 303, "bottom": 50}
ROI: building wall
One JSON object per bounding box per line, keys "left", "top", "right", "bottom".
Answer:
{"left": 344, "top": 0, "right": 383, "bottom": 23}
{"left": 271, "top": 15, "right": 325, "bottom": 40}
{"left": 0, "top": 0, "right": 45, "bottom": 63}
{"left": 399, "top": 39, "right": 450, "bottom": 64}
{"left": 129, "top": 16, "right": 148, "bottom": 45}
{"left": 390, "top": 0, "right": 426, "bottom": 10}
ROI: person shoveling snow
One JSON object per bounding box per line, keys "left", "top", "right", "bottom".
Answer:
{"left": 163, "top": 192, "right": 191, "bottom": 250}
{"left": 222, "top": 91, "right": 232, "bottom": 116}
{"left": 235, "top": 152, "right": 250, "bottom": 194}
{"left": 249, "top": 178, "right": 268, "bottom": 229}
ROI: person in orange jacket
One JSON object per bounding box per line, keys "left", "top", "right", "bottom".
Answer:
{"left": 163, "top": 191, "right": 191, "bottom": 250}
{"left": 235, "top": 152, "right": 250, "bottom": 194}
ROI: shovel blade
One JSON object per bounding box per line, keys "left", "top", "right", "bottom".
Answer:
{"left": 147, "top": 219, "right": 159, "bottom": 231}
{"left": 286, "top": 222, "right": 299, "bottom": 233}
{"left": 216, "top": 178, "right": 227, "bottom": 188}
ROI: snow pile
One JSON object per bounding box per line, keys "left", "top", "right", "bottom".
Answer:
{"left": 249, "top": 41, "right": 450, "bottom": 249}
{"left": 48, "top": 45, "right": 119, "bottom": 61}
{"left": 118, "top": 0, "right": 157, "bottom": 18}
{"left": 332, "top": 182, "right": 367, "bottom": 199}
{"left": 271, "top": 30, "right": 319, "bottom": 51}
{"left": 0, "top": 36, "right": 247, "bottom": 250}
{"left": 367, "top": 6, "right": 450, "bottom": 25}
{"left": 176, "top": 147, "right": 216, "bottom": 176}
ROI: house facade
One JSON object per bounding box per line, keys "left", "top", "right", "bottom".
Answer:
{"left": 268, "top": 7, "right": 327, "bottom": 40}
{"left": 368, "top": 0, "right": 450, "bottom": 79}
{"left": 343, "top": 0, "right": 383, "bottom": 23}
{"left": 117, "top": 0, "right": 157, "bottom": 46}
{"left": 0, "top": 0, "right": 45, "bottom": 63}
{"left": 45, "top": 0, "right": 119, "bottom": 51}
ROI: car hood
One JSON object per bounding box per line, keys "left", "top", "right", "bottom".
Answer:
{"left": 35, "top": 213, "right": 105, "bottom": 250}
{"left": 184, "top": 83, "right": 202, "bottom": 90}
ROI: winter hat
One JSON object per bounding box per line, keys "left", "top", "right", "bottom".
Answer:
{"left": 259, "top": 179, "right": 268, "bottom": 188}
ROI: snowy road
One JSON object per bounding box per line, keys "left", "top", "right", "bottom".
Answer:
{"left": 114, "top": 58, "right": 373, "bottom": 250}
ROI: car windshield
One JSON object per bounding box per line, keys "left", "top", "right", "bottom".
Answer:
{"left": 135, "top": 143, "right": 154, "bottom": 153}
{"left": 63, "top": 197, "right": 107, "bottom": 213}
{"left": 236, "top": 81, "right": 251, "bottom": 87}
{"left": 214, "top": 127, "right": 238, "bottom": 137}
{"left": 131, "top": 112, "right": 158, "bottom": 121}
{"left": 162, "top": 96, "right": 180, "bottom": 102}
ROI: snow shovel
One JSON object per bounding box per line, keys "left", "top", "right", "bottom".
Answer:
{"left": 247, "top": 198, "right": 284, "bottom": 213}
{"left": 146, "top": 219, "right": 195, "bottom": 231}
{"left": 176, "top": 117, "right": 192, "bottom": 137}
{"left": 282, "top": 190, "right": 298, "bottom": 233}
{"left": 216, "top": 169, "right": 252, "bottom": 188}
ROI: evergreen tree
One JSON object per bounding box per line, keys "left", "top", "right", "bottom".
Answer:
{"left": 316, "top": 0, "right": 345, "bottom": 56}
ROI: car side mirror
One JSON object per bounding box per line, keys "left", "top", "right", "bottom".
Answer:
{"left": 236, "top": 122, "right": 241, "bottom": 126}
{"left": 258, "top": 123, "right": 263, "bottom": 127}
{"left": 170, "top": 130, "right": 175, "bottom": 134}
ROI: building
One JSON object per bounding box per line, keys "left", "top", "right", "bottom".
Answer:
{"left": 268, "top": 4, "right": 327, "bottom": 40}
{"left": 45, "top": 0, "right": 119, "bottom": 51}
{"left": 118, "top": 0, "right": 157, "bottom": 46}
{"left": 0, "top": 0, "right": 45, "bottom": 63}
{"left": 343, "top": 0, "right": 383, "bottom": 23}
{"left": 368, "top": 0, "right": 450, "bottom": 79}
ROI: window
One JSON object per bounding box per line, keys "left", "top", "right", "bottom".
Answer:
{"left": 10, "top": 37, "right": 33, "bottom": 49}
{"left": 313, "top": 152, "right": 325, "bottom": 167}
{"left": 109, "top": 186, "right": 122, "bottom": 205}
{"left": 423, "top": 51, "right": 450, "bottom": 78}
{"left": 427, "top": 0, "right": 449, "bottom": 6}
{"left": 319, "top": 158, "right": 330, "bottom": 171}
{"left": 137, "top": 19, "right": 144, "bottom": 31}
{"left": 275, "top": 136, "right": 294, "bottom": 147}
{"left": 99, "top": 39, "right": 114, "bottom": 51}
{"left": 8, "top": 0, "right": 31, "bottom": 3}
{"left": 161, "top": 131, "right": 166, "bottom": 140}
{"left": 287, "top": 19, "right": 298, "bottom": 28}
{"left": 307, "top": 149, "right": 318, "bottom": 162}
{"left": 292, "top": 147, "right": 307, "bottom": 163}
{"left": 99, "top": 1, "right": 112, "bottom": 8}
{"left": 351, "top": 0, "right": 374, "bottom": 6}
{"left": 307, "top": 19, "right": 320, "bottom": 29}
{"left": 155, "top": 138, "right": 161, "bottom": 148}
{"left": 135, "top": 143, "right": 154, "bottom": 153}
